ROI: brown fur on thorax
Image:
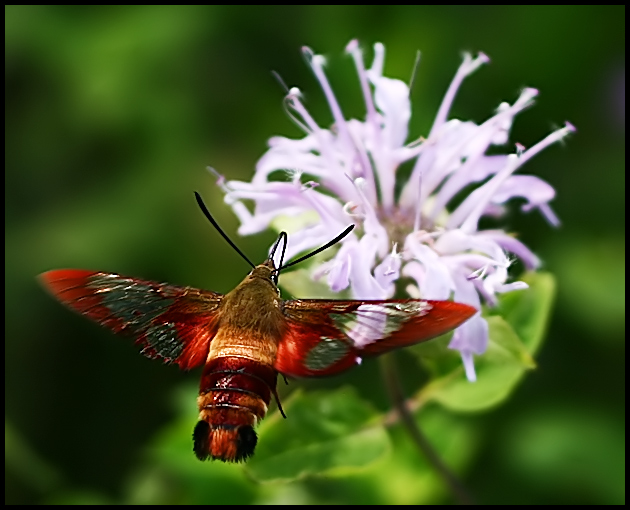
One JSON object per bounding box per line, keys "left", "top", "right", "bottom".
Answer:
{"left": 208, "top": 261, "right": 285, "bottom": 365}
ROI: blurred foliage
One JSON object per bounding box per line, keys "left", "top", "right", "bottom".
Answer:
{"left": 6, "top": 5, "right": 624, "bottom": 505}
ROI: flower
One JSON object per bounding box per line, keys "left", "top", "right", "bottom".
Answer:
{"left": 214, "top": 41, "right": 574, "bottom": 382}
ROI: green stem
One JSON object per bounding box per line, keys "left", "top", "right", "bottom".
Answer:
{"left": 379, "top": 354, "right": 474, "bottom": 505}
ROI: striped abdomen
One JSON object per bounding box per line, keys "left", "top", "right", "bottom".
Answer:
{"left": 193, "top": 356, "right": 277, "bottom": 462}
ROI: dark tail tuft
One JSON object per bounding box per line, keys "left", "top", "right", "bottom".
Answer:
{"left": 193, "top": 421, "right": 258, "bottom": 462}
{"left": 234, "top": 425, "right": 258, "bottom": 462}
{"left": 193, "top": 420, "right": 211, "bottom": 461}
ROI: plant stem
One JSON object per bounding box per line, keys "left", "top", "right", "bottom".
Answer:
{"left": 379, "top": 354, "right": 474, "bottom": 505}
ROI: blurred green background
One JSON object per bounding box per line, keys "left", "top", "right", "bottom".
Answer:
{"left": 5, "top": 5, "right": 624, "bottom": 505}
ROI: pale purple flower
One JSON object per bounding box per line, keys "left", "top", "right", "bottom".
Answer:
{"left": 214, "top": 41, "right": 574, "bottom": 382}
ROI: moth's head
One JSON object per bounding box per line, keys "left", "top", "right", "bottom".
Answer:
{"left": 250, "top": 260, "right": 276, "bottom": 283}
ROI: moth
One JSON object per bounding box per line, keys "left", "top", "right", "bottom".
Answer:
{"left": 39, "top": 193, "right": 476, "bottom": 463}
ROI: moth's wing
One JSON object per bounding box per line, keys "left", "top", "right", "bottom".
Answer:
{"left": 274, "top": 301, "right": 360, "bottom": 377}
{"left": 275, "top": 299, "right": 476, "bottom": 377}
{"left": 40, "top": 269, "right": 224, "bottom": 370}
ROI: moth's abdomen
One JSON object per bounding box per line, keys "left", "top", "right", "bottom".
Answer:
{"left": 194, "top": 357, "right": 277, "bottom": 462}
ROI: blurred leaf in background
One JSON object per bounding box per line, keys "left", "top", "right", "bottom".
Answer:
{"left": 5, "top": 5, "right": 624, "bottom": 505}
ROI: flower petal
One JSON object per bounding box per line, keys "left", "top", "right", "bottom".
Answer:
{"left": 491, "top": 175, "right": 559, "bottom": 227}
{"left": 404, "top": 234, "right": 455, "bottom": 300}
{"left": 476, "top": 231, "right": 540, "bottom": 270}
{"left": 373, "top": 247, "right": 401, "bottom": 294}
{"left": 448, "top": 314, "right": 489, "bottom": 382}
{"left": 349, "top": 236, "right": 390, "bottom": 299}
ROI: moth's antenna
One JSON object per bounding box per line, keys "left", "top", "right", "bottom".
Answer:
{"left": 269, "top": 231, "right": 288, "bottom": 284}
{"left": 269, "top": 232, "right": 288, "bottom": 263}
{"left": 277, "top": 225, "right": 354, "bottom": 272}
{"left": 194, "top": 192, "right": 255, "bottom": 269}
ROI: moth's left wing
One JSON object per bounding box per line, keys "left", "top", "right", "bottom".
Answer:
{"left": 40, "top": 269, "right": 223, "bottom": 370}
{"left": 275, "top": 299, "right": 476, "bottom": 378}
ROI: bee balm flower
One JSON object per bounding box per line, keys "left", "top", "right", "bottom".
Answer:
{"left": 216, "top": 41, "right": 574, "bottom": 382}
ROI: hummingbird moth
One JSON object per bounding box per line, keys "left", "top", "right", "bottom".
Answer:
{"left": 39, "top": 192, "right": 476, "bottom": 463}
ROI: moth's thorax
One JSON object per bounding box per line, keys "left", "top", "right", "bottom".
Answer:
{"left": 208, "top": 264, "right": 284, "bottom": 365}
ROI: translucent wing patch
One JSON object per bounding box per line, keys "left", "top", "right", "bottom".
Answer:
{"left": 330, "top": 301, "right": 434, "bottom": 349}
{"left": 40, "top": 269, "right": 224, "bottom": 370}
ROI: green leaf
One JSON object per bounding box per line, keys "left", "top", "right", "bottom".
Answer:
{"left": 283, "top": 404, "right": 478, "bottom": 505}
{"left": 494, "top": 271, "right": 556, "bottom": 355}
{"left": 251, "top": 405, "right": 478, "bottom": 505}
{"left": 412, "top": 333, "right": 463, "bottom": 379}
{"left": 421, "top": 316, "right": 529, "bottom": 411}
{"left": 415, "top": 272, "right": 556, "bottom": 412}
{"left": 246, "top": 387, "right": 390, "bottom": 482}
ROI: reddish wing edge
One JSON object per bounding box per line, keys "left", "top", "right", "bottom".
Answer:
{"left": 39, "top": 269, "right": 223, "bottom": 370}
{"left": 275, "top": 299, "right": 477, "bottom": 378}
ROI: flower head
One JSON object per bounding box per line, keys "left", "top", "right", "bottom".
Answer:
{"left": 215, "top": 41, "right": 574, "bottom": 382}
